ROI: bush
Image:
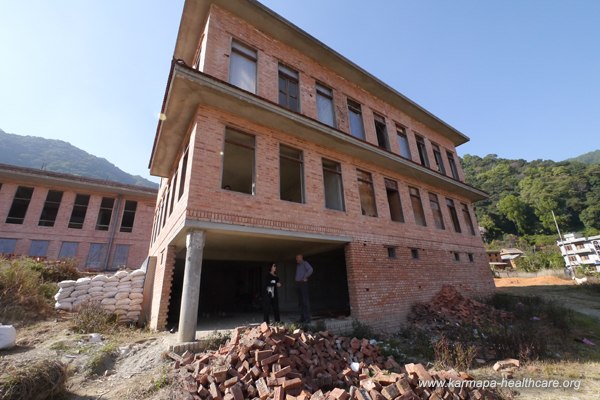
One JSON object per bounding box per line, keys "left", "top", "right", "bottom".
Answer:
{"left": 71, "top": 301, "right": 118, "bottom": 334}
{"left": 433, "top": 335, "right": 477, "bottom": 371}
{"left": 0, "top": 359, "right": 67, "bottom": 400}
{"left": 0, "top": 258, "right": 55, "bottom": 324}
{"left": 26, "top": 258, "right": 80, "bottom": 282}
{"left": 514, "top": 249, "right": 564, "bottom": 272}
{"left": 348, "top": 319, "right": 375, "bottom": 339}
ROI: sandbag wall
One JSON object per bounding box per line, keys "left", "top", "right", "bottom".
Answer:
{"left": 54, "top": 269, "right": 145, "bottom": 322}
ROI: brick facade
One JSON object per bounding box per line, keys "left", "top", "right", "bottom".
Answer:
{"left": 0, "top": 164, "right": 156, "bottom": 271}
{"left": 146, "top": 0, "right": 494, "bottom": 333}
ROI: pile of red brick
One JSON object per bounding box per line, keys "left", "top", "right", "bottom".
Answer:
{"left": 171, "top": 323, "right": 499, "bottom": 400}
{"left": 408, "top": 285, "right": 512, "bottom": 331}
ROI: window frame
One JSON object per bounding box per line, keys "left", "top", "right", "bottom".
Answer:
{"left": 373, "top": 113, "right": 390, "bottom": 151}
{"left": 119, "top": 200, "right": 138, "bottom": 233}
{"left": 315, "top": 82, "right": 336, "bottom": 127}
{"left": 347, "top": 99, "right": 366, "bottom": 140}
{"left": 229, "top": 39, "right": 258, "bottom": 93}
{"left": 428, "top": 192, "right": 446, "bottom": 230}
{"left": 409, "top": 186, "right": 427, "bottom": 226}
{"left": 279, "top": 144, "right": 305, "bottom": 204}
{"left": 221, "top": 128, "right": 256, "bottom": 195}
{"left": 384, "top": 178, "right": 404, "bottom": 223}
{"left": 357, "top": 169, "right": 378, "bottom": 217}
{"left": 68, "top": 194, "right": 90, "bottom": 229}
{"left": 415, "top": 135, "right": 430, "bottom": 167}
{"left": 5, "top": 186, "right": 34, "bottom": 224}
{"left": 432, "top": 143, "right": 446, "bottom": 174}
{"left": 396, "top": 125, "right": 411, "bottom": 159}
{"left": 461, "top": 202, "right": 476, "bottom": 235}
{"left": 38, "top": 190, "right": 63, "bottom": 227}
{"left": 447, "top": 151, "right": 460, "bottom": 180}
{"left": 322, "top": 158, "right": 345, "bottom": 211}
{"left": 278, "top": 63, "right": 300, "bottom": 112}
{"left": 95, "top": 197, "right": 115, "bottom": 231}
{"left": 446, "top": 198, "right": 462, "bottom": 233}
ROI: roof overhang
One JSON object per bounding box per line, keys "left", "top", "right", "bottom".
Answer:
{"left": 172, "top": 0, "right": 470, "bottom": 147}
{"left": 150, "top": 62, "right": 487, "bottom": 202}
{"left": 0, "top": 165, "right": 157, "bottom": 198}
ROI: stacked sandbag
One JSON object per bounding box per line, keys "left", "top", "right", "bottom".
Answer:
{"left": 55, "top": 269, "right": 146, "bottom": 323}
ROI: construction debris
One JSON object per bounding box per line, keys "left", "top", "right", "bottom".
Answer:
{"left": 170, "top": 324, "right": 500, "bottom": 400}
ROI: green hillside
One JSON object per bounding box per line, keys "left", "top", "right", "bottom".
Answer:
{"left": 0, "top": 128, "right": 157, "bottom": 188}
{"left": 567, "top": 150, "right": 600, "bottom": 165}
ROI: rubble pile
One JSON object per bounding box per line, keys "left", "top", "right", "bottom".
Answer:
{"left": 171, "top": 324, "right": 499, "bottom": 400}
{"left": 54, "top": 269, "right": 145, "bottom": 322}
{"left": 408, "top": 285, "right": 512, "bottom": 332}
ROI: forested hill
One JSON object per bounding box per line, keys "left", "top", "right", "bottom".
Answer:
{"left": 0, "top": 129, "right": 157, "bottom": 188}
{"left": 462, "top": 154, "right": 600, "bottom": 240}
{"left": 567, "top": 150, "right": 600, "bottom": 165}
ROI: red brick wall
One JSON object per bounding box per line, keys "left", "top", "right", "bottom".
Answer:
{"left": 0, "top": 180, "right": 155, "bottom": 270}
{"left": 199, "top": 5, "right": 466, "bottom": 181}
{"left": 149, "top": 244, "right": 176, "bottom": 329}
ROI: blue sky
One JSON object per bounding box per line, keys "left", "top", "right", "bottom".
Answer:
{"left": 1, "top": 1, "right": 598, "bottom": 182}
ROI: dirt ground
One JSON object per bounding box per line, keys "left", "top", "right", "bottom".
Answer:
{"left": 494, "top": 276, "right": 575, "bottom": 287}
{"left": 0, "top": 318, "right": 175, "bottom": 400}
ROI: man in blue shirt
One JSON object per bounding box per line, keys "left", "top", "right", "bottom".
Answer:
{"left": 295, "top": 254, "right": 313, "bottom": 323}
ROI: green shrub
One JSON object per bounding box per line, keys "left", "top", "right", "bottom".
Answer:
{"left": 71, "top": 301, "right": 118, "bottom": 334}
{"left": 348, "top": 319, "right": 375, "bottom": 339}
{"left": 26, "top": 258, "right": 80, "bottom": 282}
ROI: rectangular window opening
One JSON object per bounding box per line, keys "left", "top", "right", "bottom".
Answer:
{"left": 95, "top": 197, "right": 115, "bottom": 231}
{"left": 87, "top": 243, "right": 108, "bottom": 269}
{"left": 347, "top": 99, "right": 365, "bottom": 140}
{"left": 178, "top": 146, "right": 189, "bottom": 200}
{"left": 374, "top": 113, "right": 390, "bottom": 150}
{"left": 38, "top": 190, "right": 63, "bottom": 227}
{"left": 69, "top": 194, "right": 90, "bottom": 229}
{"left": 169, "top": 172, "right": 178, "bottom": 215}
{"left": 59, "top": 242, "right": 78, "bottom": 259}
{"left": 429, "top": 192, "right": 445, "bottom": 230}
{"left": 29, "top": 240, "right": 49, "bottom": 257}
{"left": 432, "top": 144, "right": 446, "bottom": 174}
{"left": 316, "top": 83, "right": 335, "bottom": 127}
{"left": 447, "top": 151, "right": 459, "bottom": 180}
{"left": 411, "top": 248, "right": 419, "bottom": 259}
{"left": 120, "top": 200, "right": 138, "bottom": 233}
{"left": 453, "top": 251, "right": 461, "bottom": 262}
{"left": 0, "top": 238, "right": 17, "bottom": 255}
{"left": 229, "top": 40, "right": 257, "bottom": 93}
{"left": 415, "top": 135, "right": 430, "bottom": 167}
{"left": 279, "top": 145, "right": 305, "bottom": 203}
{"left": 396, "top": 126, "right": 411, "bottom": 159}
{"left": 6, "top": 186, "right": 34, "bottom": 224}
{"left": 278, "top": 64, "right": 299, "bottom": 112}
{"left": 461, "top": 203, "right": 476, "bottom": 235}
{"left": 222, "top": 129, "right": 256, "bottom": 194}
{"left": 468, "top": 253, "right": 474, "bottom": 262}
{"left": 384, "top": 178, "right": 404, "bottom": 222}
{"left": 447, "top": 198, "right": 462, "bottom": 233}
{"left": 357, "top": 169, "right": 377, "bottom": 217}
{"left": 110, "top": 244, "right": 130, "bottom": 271}
{"left": 409, "top": 187, "right": 427, "bottom": 226}
{"left": 386, "top": 246, "right": 397, "bottom": 259}
{"left": 322, "top": 159, "right": 345, "bottom": 211}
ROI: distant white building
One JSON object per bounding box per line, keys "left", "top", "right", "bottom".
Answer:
{"left": 557, "top": 233, "right": 600, "bottom": 271}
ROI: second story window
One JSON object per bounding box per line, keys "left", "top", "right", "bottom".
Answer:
{"left": 278, "top": 64, "right": 299, "bottom": 112}
{"left": 374, "top": 113, "right": 390, "bottom": 151}
{"left": 120, "top": 200, "right": 138, "bottom": 233}
{"left": 429, "top": 192, "right": 445, "bottom": 230}
{"left": 432, "top": 144, "right": 446, "bottom": 174}
{"left": 221, "top": 129, "right": 256, "bottom": 195}
{"left": 96, "top": 197, "right": 115, "bottom": 231}
{"left": 461, "top": 202, "right": 476, "bottom": 235}
{"left": 178, "top": 146, "right": 189, "bottom": 200}
{"left": 415, "top": 135, "right": 430, "bottom": 167}
{"left": 279, "top": 145, "right": 304, "bottom": 203}
{"left": 385, "top": 178, "right": 404, "bottom": 223}
{"left": 347, "top": 99, "right": 365, "bottom": 140}
{"left": 316, "top": 83, "right": 335, "bottom": 127}
{"left": 322, "top": 159, "right": 345, "bottom": 211}
{"left": 447, "top": 151, "right": 460, "bottom": 180}
{"left": 409, "top": 187, "right": 426, "bottom": 226}
{"left": 229, "top": 40, "right": 257, "bottom": 93}
{"left": 69, "top": 194, "right": 90, "bottom": 229}
{"left": 357, "top": 169, "right": 377, "bottom": 217}
{"left": 396, "top": 126, "right": 411, "bottom": 159}
{"left": 446, "top": 198, "right": 462, "bottom": 233}
{"left": 38, "top": 190, "right": 63, "bottom": 227}
{"left": 6, "top": 186, "right": 34, "bottom": 224}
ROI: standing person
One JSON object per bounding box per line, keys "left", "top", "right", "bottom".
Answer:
{"left": 295, "top": 254, "right": 313, "bottom": 323}
{"left": 263, "top": 263, "right": 282, "bottom": 324}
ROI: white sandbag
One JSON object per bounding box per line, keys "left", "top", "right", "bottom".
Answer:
{"left": 101, "top": 304, "right": 116, "bottom": 312}
{"left": 76, "top": 277, "right": 92, "bottom": 284}
{"left": 55, "top": 301, "right": 73, "bottom": 311}
{"left": 130, "top": 269, "right": 145, "bottom": 277}
{"left": 90, "top": 281, "right": 105, "bottom": 288}
{"left": 0, "top": 325, "right": 17, "bottom": 350}
{"left": 114, "top": 271, "right": 128, "bottom": 279}
{"left": 92, "top": 275, "right": 108, "bottom": 282}
{"left": 117, "top": 287, "right": 132, "bottom": 293}
{"left": 129, "top": 297, "right": 143, "bottom": 304}
{"left": 129, "top": 293, "right": 143, "bottom": 300}
{"left": 128, "top": 304, "right": 142, "bottom": 311}
{"left": 126, "top": 311, "right": 140, "bottom": 319}
{"left": 114, "top": 292, "right": 129, "bottom": 300}
{"left": 54, "top": 290, "right": 72, "bottom": 301}
{"left": 131, "top": 281, "right": 144, "bottom": 289}
{"left": 114, "top": 309, "right": 127, "bottom": 315}
{"left": 104, "top": 281, "right": 118, "bottom": 287}
{"left": 106, "top": 276, "right": 119, "bottom": 283}
{"left": 73, "top": 284, "right": 90, "bottom": 292}
{"left": 103, "top": 291, "right": 118, "bottom": 298}
{"left": 88, "top": 287, "right": 104, "bottom": 293}
{"left": 130, "top": 288, "right": 143, "bottom": 294}
{"left": 58, "top": 280, "right": 76, "bottom": 289}
{"left": 101, "top": 297, "right": 117, "bottom": 305}
{"left": 119, "top": 276, "right": 131, "bottom": 283}
{"left": 115, "top": 298, "right": 131, "bottom": 307}
{"left": 70, "top": 290, "right": 88, "bottom": 298}
{"left": 90, "top": 292, "right": 105, "bottom": 299}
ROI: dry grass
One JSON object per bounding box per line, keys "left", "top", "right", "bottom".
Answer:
{"left": 0, "top": 359, "right": 67, "bottom": 400}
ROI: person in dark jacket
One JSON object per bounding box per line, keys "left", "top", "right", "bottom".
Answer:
{"left": 295, "top": 254, "right": 313, "bottom": 323}
{"left": 263, "top": 263, "right": 281, "bottom": 324}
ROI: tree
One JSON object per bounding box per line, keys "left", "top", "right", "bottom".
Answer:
{"left": 497, "top": 194, "right": 528, "bottom": 234}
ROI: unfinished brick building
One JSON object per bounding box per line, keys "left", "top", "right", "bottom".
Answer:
{"left": 146, "top": 0, "right": 494, "bottom": 340}
{"left": 0, "top": 164, "right": 156, "bottom": 270}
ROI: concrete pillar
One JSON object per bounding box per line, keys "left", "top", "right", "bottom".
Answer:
{"left": 177, "top": 230, "right": 205, "bottom": 343}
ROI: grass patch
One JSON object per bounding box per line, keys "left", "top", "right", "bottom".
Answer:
{"left": 347, "top": 319, "right": 376, "bottom": 339}
{"left": 0, "top": 359, "right": 67, "bottom": 400}
{"left": 195, "top": 331, "right": 231, "bottom": 353}
{"left": 0, "top": 258, "right": 57, "bottom": 324}
{"left": 86, "top": 342, "right": 118, "bottom": 376}
{"left": 71, "top": 301, "right": 119, "bottom": 334}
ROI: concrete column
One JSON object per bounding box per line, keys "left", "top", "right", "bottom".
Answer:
{"left": 177, "top": 230, "right": 206, "bottom": 343}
